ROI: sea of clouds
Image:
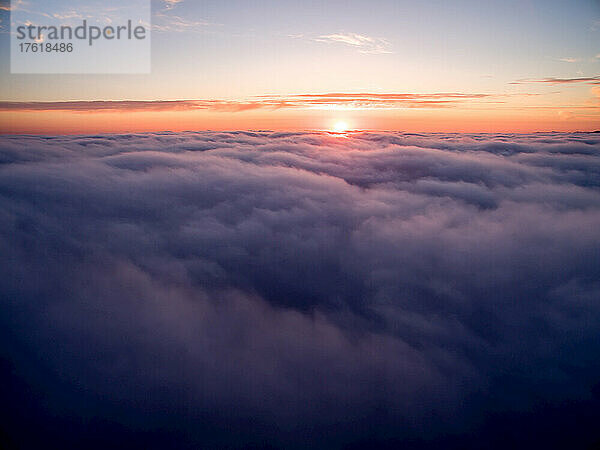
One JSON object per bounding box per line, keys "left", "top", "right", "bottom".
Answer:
{"left": 1, "top": 131, "right": 600, "bottom": 449}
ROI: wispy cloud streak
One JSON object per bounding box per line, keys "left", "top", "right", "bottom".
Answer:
{"left": 313, "top": 32, "right": 393, "bottom": 54}
{"left": 511, "top": 76, "right": 600, "bottom": 85}
{"left": 0, "top": 92, "right": 498, "bottom": 113}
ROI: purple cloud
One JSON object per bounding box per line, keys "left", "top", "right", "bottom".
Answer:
{"left": 0, "top": 131, "right": 600, "bottom": 448}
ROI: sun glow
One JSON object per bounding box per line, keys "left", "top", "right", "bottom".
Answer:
{"left": 333, "top": 121, "right": 349, "bottom": 132}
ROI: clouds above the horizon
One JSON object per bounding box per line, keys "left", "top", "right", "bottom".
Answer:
{"left": 162, "top": 0, "right": 183, "bottom": 9}
{"left": 3, "top": 91, "right": 598, "bottom": 119}
{"left": 0, "top": 0, "right": 22, "bottom": 11}
{"left": 152, "top": 13, "right": 211, "bottom": 33}
{"left": 152, "top": 0, "right": 215, "bottom": 33}
{"left": 1, "top": 131, "right": 600, "bottom": 448}
{"left": 0, "top": 92, "right": 500, "bottom": 114}
{"left": 314, "top": 32, "right": 393, "bottom": 54}
{"left": 511, "top": 76, "right": 600, "bottom": 85}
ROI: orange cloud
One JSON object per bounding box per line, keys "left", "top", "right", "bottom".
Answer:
{"left": 0, "top": 92, "right": 498, "bottom": 114}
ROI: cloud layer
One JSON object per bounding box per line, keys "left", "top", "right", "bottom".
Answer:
{"left": 1, "top": 131, "right": 600, "bottom": 448}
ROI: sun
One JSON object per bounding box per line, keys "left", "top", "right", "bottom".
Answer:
{"left": 333, "top": 121, "right": 349, "bottom": 133}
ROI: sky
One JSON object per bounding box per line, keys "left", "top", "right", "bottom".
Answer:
{"left": 2, "top": 2, "right": 600, "bottom": 447}
{"left": 0, "top": 0, "right": 599, "bottom": 133}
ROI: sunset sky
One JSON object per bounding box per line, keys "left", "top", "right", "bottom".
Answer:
{"left": 0, "top": 0, "right": 599, "bottom": 133}
{"left": 3, "top": 2, "right": 600, "bottom": 448}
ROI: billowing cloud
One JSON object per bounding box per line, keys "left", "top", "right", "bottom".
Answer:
{"left": 1, "top": 132, "right": 600, "bottom": 448}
